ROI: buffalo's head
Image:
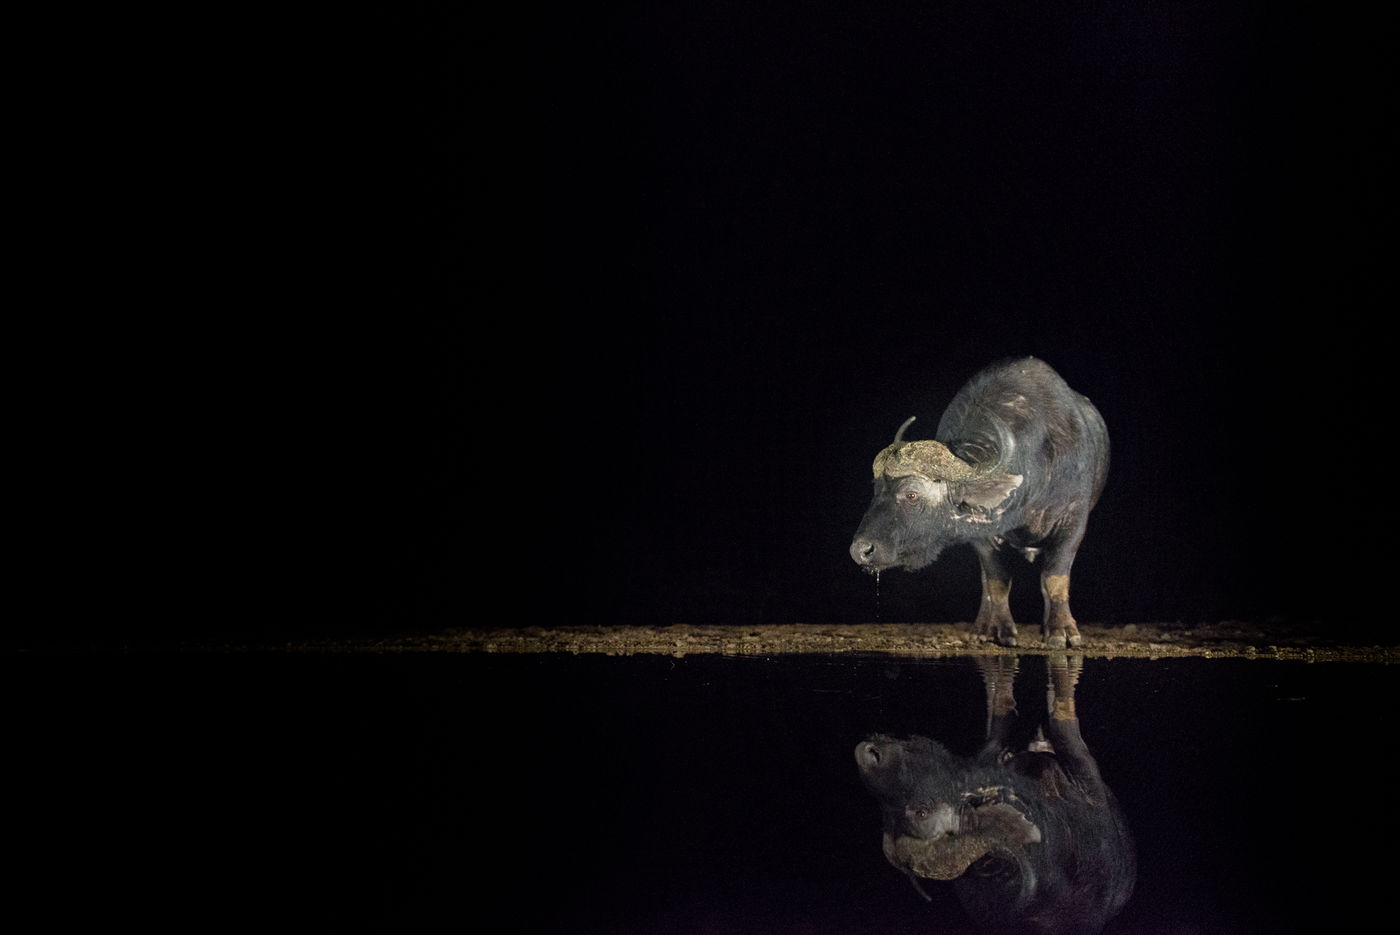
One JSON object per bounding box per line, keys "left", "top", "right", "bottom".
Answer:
{"left": 855, "top": 735, "right": 1041, "bottom": 888}
{"left": 850, "top": 417, "right": 1023, "bottom": 571}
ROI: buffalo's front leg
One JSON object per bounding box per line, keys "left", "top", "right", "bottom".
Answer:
{"left": 1040, "top": 572, "right": 1081, "bottom": 648}
{"left": 1038, "top": 530, "right": 1086, "bottom": 648}
{"left": 972, "top": 541, "right": 1017, "bottom": 646}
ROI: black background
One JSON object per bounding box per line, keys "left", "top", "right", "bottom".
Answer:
{"left": 473, "top": 2, "right": 1388, "bottom": 642}
{"left": 20, "top": 3, "right": 1388, "bottom": 646}
{"left": 12, "top": 10, "right": 1392, "bottom": 932}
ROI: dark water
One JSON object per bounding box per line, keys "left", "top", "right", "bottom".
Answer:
{"left": 10, "top": 650, "right": 1394, "bottom": 932}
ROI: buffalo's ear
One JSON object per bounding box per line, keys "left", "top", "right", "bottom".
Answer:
{"left": 952, "top": 474, "right": 1023, "bottom": 519}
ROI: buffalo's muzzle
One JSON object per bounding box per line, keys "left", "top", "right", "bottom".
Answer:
{"left": 850, "top": 538, "right": 875, "bottom": 565}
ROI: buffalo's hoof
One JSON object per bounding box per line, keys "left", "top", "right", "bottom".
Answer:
{"left": 973, "top": 615, "right": 1018, "bottom": 648}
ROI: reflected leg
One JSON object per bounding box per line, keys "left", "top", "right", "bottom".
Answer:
{"left": 1046, "top": 652, "right": 1081, "bottom": 723}
{"left": 975, "top": 655, "right": 1019, "bottom": 747}
{"left": 1044, "top": 653, "right": 1105, "bottom": 793}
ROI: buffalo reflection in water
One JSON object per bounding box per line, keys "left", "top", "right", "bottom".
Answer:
{"left": 855, "top": 655, "right": 1135, "bottom": 935}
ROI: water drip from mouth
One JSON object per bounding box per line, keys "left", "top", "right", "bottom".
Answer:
{"left": 874, "top": 570, "right": 881, "bottom": 621}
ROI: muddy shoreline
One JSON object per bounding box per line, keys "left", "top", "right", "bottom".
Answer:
{"left": 232, "top": 622, "right": 1397, "bottom": 662}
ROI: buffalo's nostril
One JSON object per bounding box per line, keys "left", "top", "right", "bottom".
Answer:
{"left": 850, "top": 538, "right": 877, "bottom": 565}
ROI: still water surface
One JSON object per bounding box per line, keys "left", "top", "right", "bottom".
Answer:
{"left": 10, "top": 650, "right": 1393, "bottom": 932}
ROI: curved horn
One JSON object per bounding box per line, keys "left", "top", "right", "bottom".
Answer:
{"left": 873, "top": 438, "right": 981, "bottom": 481}
{"left": 871, "top": 415, "right": 1004, "bottom": 482}
{"left": 886, "top": 798, "right": 1041, "bottom": 882}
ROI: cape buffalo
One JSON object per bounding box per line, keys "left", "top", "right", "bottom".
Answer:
{"left": 850, "top": 357, "right": 1109, "bottom": 647}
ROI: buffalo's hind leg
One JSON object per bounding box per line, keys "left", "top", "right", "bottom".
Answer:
{"left": 972, "top": 541, "right": 1018, "bottom": 647}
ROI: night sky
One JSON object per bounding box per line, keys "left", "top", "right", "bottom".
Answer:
{"left": 34, "top": 5, "right": 1386, "bottom": 646}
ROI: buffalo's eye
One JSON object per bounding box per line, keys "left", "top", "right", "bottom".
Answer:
{"left": 913, "top": 807, "right": 928, "bottom": 819}
{"left": 903, "top": 490, "right": 920, "bottom": 503}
